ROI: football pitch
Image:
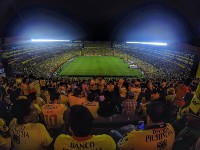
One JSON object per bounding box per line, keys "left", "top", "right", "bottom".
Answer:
{"left": 58, "top": 56, "right": 144, "bottom": 77}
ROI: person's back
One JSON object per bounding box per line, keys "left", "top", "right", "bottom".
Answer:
{"left": 42, "top": 103, "right": 66, "bottom": 128}
{"left": 82, "top": 93, "right": 99, "bottom": 118}
{"left": 10, "top": 119, "right": 52, "bottom": 150}
{"left": 55, "top": 134, "right": 116, "bottom": 150}
{"left": 42, "top": 92, "right": 67, "bottom": 129}
{"left": 68, "top": 89, "right": 87, "bottom": 107}
{"left": 54, "top": 105, "right": 116, "bottom": 150}
{"left": 68, "top": 95, "right": 87, "bottom": 107}
{"left": 98, "top": 98, "right": 115, "bottom": 117}
{"left": 10, "top": 100, "right": 52, "bottom": 150}
{"left": 118, "top": 102, "right": 175, "bottom": 150}
{"left": 118, "top": 123, "right": 175, "bottom": 150}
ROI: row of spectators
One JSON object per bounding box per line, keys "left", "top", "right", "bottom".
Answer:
{"left": 0, "top": 75, "right": 199, "bottom": 149}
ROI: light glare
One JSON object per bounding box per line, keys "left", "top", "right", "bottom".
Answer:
{"left": 31, "top": 39, "right": 70, "bottom": 42}
{"left": 126, "top": 41, "right": 167, "bottom": 46}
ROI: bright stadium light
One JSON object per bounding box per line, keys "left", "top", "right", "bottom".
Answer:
{"left": 126, "top": 41, "right": 167, "bottom": 46}
{"left": 31, "top": 39, "right": 71, "bottom": 42}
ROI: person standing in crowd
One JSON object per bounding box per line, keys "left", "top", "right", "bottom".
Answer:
{"left": 54, "top": 105, "right": 116, "bottom": 150}
{"left": 173, "top": 83, "right": 200, "bottom": 150}
{"left": 121, "top": 91, "right": 136, "bottom": 118}
{"left": 130, "top": 82, "right": 141, "bottom": 102}
{"left": 174, "top": 78, "right": 191, "bottom": 107}
{"left": 10, "top": 100, "right": 53, "bottom": 150}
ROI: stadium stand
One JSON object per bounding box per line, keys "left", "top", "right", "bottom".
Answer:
{"left": 0, "top": 40, "right": 200, "bottom": 150}
{"left": 114, "top": 42, "right": 196, "bottom": 79}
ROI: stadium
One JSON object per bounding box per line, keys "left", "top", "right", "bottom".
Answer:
{"left": 0, "top": 1, "right": 200, "bottom": 150}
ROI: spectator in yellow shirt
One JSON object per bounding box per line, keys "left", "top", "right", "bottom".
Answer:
{"left": 82, "top": 92, "right": 99, "bottom": 118}
{"left": 10, "top": 100, "right": 53, "bottom": 150}
{"left": 68, "top": 89, "right": 87, "bottom": 107}
{"left": 54, "top": 105, "right": 116, "bottom": 150}
{"left": 111, "top": 102, "right": 175, "bottom": 150}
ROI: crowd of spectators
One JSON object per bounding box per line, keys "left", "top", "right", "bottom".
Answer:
{"left": 82, "top": 48, "right": 114, "bottom": 56}
{"left": 0, "top": 74, "right": 199, "bottom": 150}
{"left": 1, "top": 41, "right": 197, "bottom": 80}
{"left": 115, "top": 44, "right": 195, "bottom": 79}
{"left": 0, "top": 41, "right": 199, "bottom": 149}
{"left": 1, "top": 42, "right": 82, "bottom": 78}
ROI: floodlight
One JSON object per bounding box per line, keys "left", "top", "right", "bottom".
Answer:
{"left": 31, "top": 39, "right": 71, "bottom": 42}
{"left": 126, "top": 41, "right": 167, "bottom": 46}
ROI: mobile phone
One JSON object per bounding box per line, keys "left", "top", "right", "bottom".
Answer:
{"left": 137, "top": 121, "right": 145, "bottom": 130}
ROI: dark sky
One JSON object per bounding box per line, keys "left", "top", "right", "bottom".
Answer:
{"left": 1, "top": 0, "right": 200, "bottom": 45}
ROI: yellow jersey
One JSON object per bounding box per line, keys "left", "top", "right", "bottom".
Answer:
{"left": 82, "top": 101, "right": 99, "bottom": 118}
{"left": 189, "top": 83, "right": 200, "bottom": 115}
{"left": 68, "top": 95, "right": 87, "bottom": 107}
{"left": 60, "top": 94, "right": 69, "bottom": 105}
{"left": 33, "top": 103, "right": 42, "bottom": 115}
{"left": 118, "top": 123, "right": 175, "bottom": 150}
{"left": 9, "top": 118, "right": 52, "bottom": 150}
{"left": 42, "top": 104, "right": 67, "bottom": 128}
{"left": 54, "top": 134, "right": 116, "bottom": 150}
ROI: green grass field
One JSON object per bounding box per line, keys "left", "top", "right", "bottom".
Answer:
{"left": 58, "top": 56, "right": 144, "bottom": 77}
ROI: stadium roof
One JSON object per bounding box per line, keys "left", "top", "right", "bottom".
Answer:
{"left": 1, "top": 0, "right": 200, "bottom": 46}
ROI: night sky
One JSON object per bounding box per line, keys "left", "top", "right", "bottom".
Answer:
{"left": 1, "top": 0, "right": 200, "bottom": 45}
